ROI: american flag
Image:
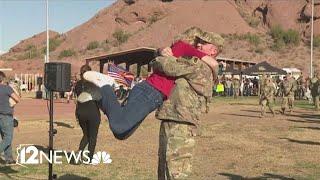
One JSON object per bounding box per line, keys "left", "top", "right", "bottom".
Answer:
{"left": 107, "top": 63, "right": 134, "bottom": 87}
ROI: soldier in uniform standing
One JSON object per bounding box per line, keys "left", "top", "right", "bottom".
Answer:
{"left": 154, "top": 28, "right": 224, "bottom": 179}
{"left": 260, "top": 77, "right": 276, "bottom": 117}
{"left": 232, "top": 76, "right": 240, "bottom": 99}
{"left": 309, "top": 72, "right": 320, "bottom": 110}
{"left": 280, "top": 73, "right": 297, "bottom": 114}
{"left": 296, "top": 72, "right": 306, "bottom": 100}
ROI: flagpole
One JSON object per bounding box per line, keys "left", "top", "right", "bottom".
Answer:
{"left": 46, "top": 0, "right": 49, "bottom": 63}
{"left": 310, "top": 0, "right": 314, "bottom": 77}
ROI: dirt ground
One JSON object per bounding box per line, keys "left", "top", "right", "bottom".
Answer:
{"left": 0, "top": 94, "right": 319, "bottom": 180}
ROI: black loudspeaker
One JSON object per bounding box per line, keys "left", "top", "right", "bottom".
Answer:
{"left": 37, "top": 77, "right": 43, "bottom": 85}
{"left": 44, "top": 62, "right": 71, "bottom": 92}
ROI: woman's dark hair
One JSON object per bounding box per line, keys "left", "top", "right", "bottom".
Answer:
{"left": 80, "top": 64, "right": 92, "bottom": 79}
{"left": 0, "top": 71, "right": 6, "bottom": 83}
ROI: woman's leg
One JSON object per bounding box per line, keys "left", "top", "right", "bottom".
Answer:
{"left": 77, "top": 113, "right": 88, "bottom": 152}
{"left": 100, "top": 81, "right": 163, "bottom": 139}
{"left": 87, "top": 106, "right": 101, "bottom": 160}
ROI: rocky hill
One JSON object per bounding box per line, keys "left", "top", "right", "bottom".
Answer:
{"left": 1, "top": 0, "right": 319, "bottom": 76}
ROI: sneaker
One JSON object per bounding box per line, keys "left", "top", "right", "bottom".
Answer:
{"left": 77, "top": 92, "right": 93, "bottom": 103}
{"left": 83, "top": 71, "right": 116, "bottom": 88}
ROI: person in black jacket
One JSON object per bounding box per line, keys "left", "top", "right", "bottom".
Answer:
{"left": 74, "top": 65, "right": 102, "bottom": 163}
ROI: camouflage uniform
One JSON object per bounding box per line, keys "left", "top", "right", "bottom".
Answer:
{"left": 260, "top": 78, "right": 276, "bottom": 117}
{"left": 232, "top": 78, "right": 240, "bottom": 98}
{"left": 280, "top": 75, "right": 297, "bottom": 114}
{"left": 296, "top": 74, "right": 305, "bottom": 100}
{"left": 154, "top": 27, "right": 224, "bottom": 180}
{"left": 309, "top": 74, "right": 319, "bottom": 110}
{"left": 258, "top": 74, "right": 266, "bottom": 97}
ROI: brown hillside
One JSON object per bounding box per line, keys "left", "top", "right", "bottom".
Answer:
{"left": 1, "top": 0, "right": 319, "bottom": 76}
{"left": 9, "top": 31, "right": 59, "bottom": 53}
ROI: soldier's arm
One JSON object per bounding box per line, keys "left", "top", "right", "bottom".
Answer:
{"left": 151, "top": 56, "right": 197, "bottom": 77}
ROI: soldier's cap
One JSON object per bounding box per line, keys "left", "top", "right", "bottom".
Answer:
{"left": 175, "top": 26, "right": 224, "bottom": 49}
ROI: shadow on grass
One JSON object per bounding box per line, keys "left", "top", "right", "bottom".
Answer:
{"left": 286, "top": 113, "right": 320, "bottom": 120}
{"left": 57, "top": 174, "right": 90, "bottom": 180}
{"left": 280, "top": 138, "right": 320, "bottom": 146}
{"left": 218, "top": 172, "right": 295, "bottom": 180}
{"left": 286, "top": 119, "right": 320, "bottom": 124}
{"left": 296, "top": 126, "right": 320, "bottom": 130}
{"left": 45, "top": 121, "right": 74, "bottom": 129}
{"left": 240, "top": 109, "right": 260, "bottom": 113}
{"left": 221, "top": 113, "right": 261, "bottom": 118}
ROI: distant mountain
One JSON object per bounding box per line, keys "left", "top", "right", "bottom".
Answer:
{"left": 1, "top": 0, "right": 319, "bottom": 75}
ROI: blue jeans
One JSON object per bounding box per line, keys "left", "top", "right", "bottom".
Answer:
{"left": 100, "top": 81, "right": 164, "bottom": 140}
{"left": 0, "top": 114, "right": 14, "bottom": 160}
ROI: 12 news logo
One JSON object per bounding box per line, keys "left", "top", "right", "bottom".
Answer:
{"left": 16, "top": 145, "right": 112, "bottom": 165}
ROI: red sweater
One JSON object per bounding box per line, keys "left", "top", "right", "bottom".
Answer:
{"left": 146, "top": 41, "right": 206, "bottom": 99}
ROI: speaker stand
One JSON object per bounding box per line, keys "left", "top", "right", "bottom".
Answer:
{"left": 48, "top": 91, "right": 57, "bottom": 180}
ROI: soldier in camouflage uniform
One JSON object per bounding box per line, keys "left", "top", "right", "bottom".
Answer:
{"left": 232, "top": 76, "right": 240, "bottom": 99}
{"left": 154, "top": 27, "right": 224, "bottom": 179}
{"left": 309, "top": 72, "right": 320, "bottom": 110}
{"left": 258, "top": 74, "right": 266, "bottom": 97}
{"left": 260, "top": 77, "right": 276, "bottom": 117}
{"left": 280, "top": 73, "right": 297, "bottom": 114}
{"left": 296, "top": 72, "right": 306, "bottom": 100}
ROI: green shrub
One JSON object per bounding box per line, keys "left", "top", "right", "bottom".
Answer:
{"left": 314, "top": 36, "right": 320, "bottom": 47}
{"left": 248, "top": 17, "right": 260, "bottom": 28}
{"left": 271, "top": 40, "right": 285, "bottom": 51}
{"left": 42, "top": 38, "right": 62, "bottom": 53}
{"left": 283, "top": 29, "right": 300, "bottom": 45}
{"left": 112, "top": 29, "right": 130, "bottom": 45}
{"left": 58, "top": 49, "right": 76, "bottom": 58}
{"left": 255, "top": 47, "right": 264, "bottom": 54}
{"left": 270, "top": 25, "right": 284, "bottom": 41}
{"left": 25, "top": 44, "right": 36, "bottom": 51}
{"left": 243, "top": 33, "right": 261, "bottom": 47}
{"left": 270, "top": 25, "right": 300, "bottom": 50}
{"left": 21, "top": 45, "right": 39, "bottom": 59}
{"left": 87, "top": 41, "right": 99, "bottom": 50}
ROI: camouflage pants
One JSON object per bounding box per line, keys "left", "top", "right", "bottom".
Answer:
{"left": 158, "top": 121, "right": 196, "bottom": 180}
{"left": 313, "top": 95, "right": 320, "bottom": 110}
{"left": 233, "top": 88, "right": 239, "bottom": 98}
{"left": 281, "top": 96, "right": 294, "bottom": 112}
{"left": 260, "top": 97, "right": 275, "bottom": 116}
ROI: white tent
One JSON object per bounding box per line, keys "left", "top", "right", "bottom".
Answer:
{"left": 282, "top": 68, "right": 301, "bottom": 79}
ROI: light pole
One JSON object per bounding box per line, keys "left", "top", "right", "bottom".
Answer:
{"left": 310, "top": 0, "right": 314, "bottom": 77}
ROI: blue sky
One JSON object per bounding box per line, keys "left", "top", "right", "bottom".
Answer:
{"left": 0, "top": 0, "right": 116, "bottom": 53}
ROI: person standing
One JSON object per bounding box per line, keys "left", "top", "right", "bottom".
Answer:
{"left": 232, "top": 76, "right": 240, "bottom": 98}
{"left": 260, "top": 77, "right": 276, "bottom": 117}
{"left": 154, "top": 28, "right": 223, "bottom": 179}
{"left": 74, "top": 65, "right": 102, "bottom": 163}
{"left": 280, "top": 73, "right": 297, "bottom": 114}
{"left": 225, "top": 78, "right": 232, "bottom": 96}
{"left": 309, "top": 72, "right": 320, "bottom": 110}
{"left": 0, "top": 71, "right": 20, "bottom": 165}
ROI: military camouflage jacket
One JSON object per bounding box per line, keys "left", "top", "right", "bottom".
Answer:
{"left": 310, "top": 77, "right": 319, "bottom": 96}
{"left": 152, "top": 56, "right": 213, "bottom": 126}
{"left": 281, "top": 77, "right": 297, "bottom": 97}
{"left": 261, "top": 81, "right": 276, "bottom": 100}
